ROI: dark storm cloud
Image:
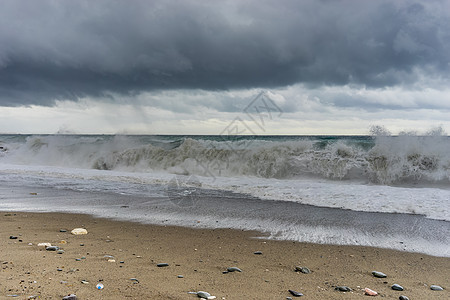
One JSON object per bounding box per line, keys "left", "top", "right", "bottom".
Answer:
{"left": 0, "top": 0, "right": 449, "bottom": 106}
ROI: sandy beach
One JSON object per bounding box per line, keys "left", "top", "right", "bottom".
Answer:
{"left": 1, "top": 212, "right": 448, "bottom": 299}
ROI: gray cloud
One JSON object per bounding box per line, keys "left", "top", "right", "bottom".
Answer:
{"left": 1, "top": 0, "right": 449, "bottom": 106}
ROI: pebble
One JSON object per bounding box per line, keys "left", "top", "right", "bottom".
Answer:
{"left": 391, "top": 284, "right": 404, "bottom": 291}
{"left": 62, "top": 294, "right": 77, "bottom": 300}
{"left": 288, "top": 289, "right": 304, "bottom": 297}
{"left": 59, "top": 229, "right": 67, "bottom": 232}
{"left": 399, "top": 296, "right": 410, "bottom": 300}
{"left": 189, "top": 291, "right": 216, "bottom": 299}
{"left": 227, "top": 267, "right": 242, "bottom": 272}
{"left": 37, "top": 242, "right": 52, "bottom": 247}
{"left": 254, "top": 251, "right": 263, "bottom": 255}
{"left": 364, "top": 288, "right": 378, "bottom": 296}
{"left": 335, "top": 286, "right": 352, "bottom": 292}
{"left": 157, "top": 263, "right": 169, "bottom": 267}
{"left": 295, "top": 266, "right": 311, "bottom": 274}
{"left": 81, "top": 280, "right": 89, "bottom": 284}
{"left": 372, "top": 271, "right": 387, "bottom": 278}
{"left": 45, "top": 246, "right": 60, "bottom": 251}
{"left": 57, "top": 250, "right": 65, "bottom": 254}
{"left": 178, "top": 275, "right": 184, "bottom": 278}
{"left": 430, "top": 285, "right": 443, "bottom": 291}
{"left": 9, "top": 236, "right": 18, "bottom": 239}
{"left": 71, "top": 228, "right": 88, "bottom": 235}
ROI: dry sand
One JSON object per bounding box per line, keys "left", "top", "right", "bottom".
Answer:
{"left": 1, "top": 212, "right": 449, "bottom": 299}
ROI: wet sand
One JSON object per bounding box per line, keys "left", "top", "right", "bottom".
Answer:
{"left": 1, "top": 212, "right": 449, "bottom": 299}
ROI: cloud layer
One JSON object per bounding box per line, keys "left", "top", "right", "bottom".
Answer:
{"left": 1, "top": 0, "right": 449, "bottom": 107}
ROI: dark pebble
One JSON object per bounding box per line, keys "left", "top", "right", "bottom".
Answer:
{"left": 62, "top": 294, "right": 77, "bottom": 300}
{"left": 288, "top": 289, "right": 304, "bottom": 297}
{"left": 59, "top": 229, "right": 67, "bottom": 232}
{"left": 157, "top": 263, "right": 169, "bottom": 267}
{"left": 295, "top": 266, "right": 311, "bottom": 274}
{"left": 392, "top": 284, "right": 404, "bottom": 291}
{"left": 372, "top": 271, "right": 387, "bottom": 278}
{"left": 46, "top": 246, "right": 60, "bottom": 251}
{"left": 335, "top": 286, "right": 352, "bottom": 292}
{"left": 254, "top": 251, "right": 263, "bottom": 255}
{"left": 9, "top": 236, "right": 18, "bottom": 239}
{"left": 399, "top": 296, "right": 410, "bottom": 300}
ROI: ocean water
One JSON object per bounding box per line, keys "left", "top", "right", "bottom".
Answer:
{"left": 0, "top": 134, "right": 449, "bottom": 256}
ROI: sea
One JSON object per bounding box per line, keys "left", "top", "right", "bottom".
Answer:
{"left": 0, "top": 134, "right": 449, "bottom": 256}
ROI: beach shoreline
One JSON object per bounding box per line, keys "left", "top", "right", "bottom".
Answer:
{"left": 1, "top": 211, "right": 448, "bottom": 299}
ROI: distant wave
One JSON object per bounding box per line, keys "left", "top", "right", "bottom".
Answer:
{"left": 1, "top": 134, "right": 449, "bottom": 186}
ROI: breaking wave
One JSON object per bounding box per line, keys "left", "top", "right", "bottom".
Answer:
{"left": 1, "top": 132, "right": 449, "bottom": 186}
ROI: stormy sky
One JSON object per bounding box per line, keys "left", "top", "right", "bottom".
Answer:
{"left": 1, "top": 0, "right": 449, "bottom": 134}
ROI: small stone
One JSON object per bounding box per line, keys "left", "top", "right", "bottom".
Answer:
{"left": 364, "top": 287, "right": 378, "bottom": 296}
{"left": 75, "top": 258, "right": 81, "bottom": 261}
{"left": 157, "top": 263, "right": 169, "bottom": 267}
{"left": 37, "top": 242, "right": 52, "bottom": 247}
{"left": 57, "top": 268, "right": 63, "bottom": 271}
{"left": 177, "top": 275, "right": 184, "bottom": 278}
{"left": 391, "top": 284, "right": 404, "bottom": 291}
{"left": 59, "top": 229, "right": 67, "bottom": 232}
{"left": 295, "top": 266, "right": 311, "bottom": 274}
{"left": 430, "top": 285, "right": 444, "bottom": 291}
{"left": 254, "top": 251, "right": 263, "bottom": 255}
{"left": 57, "top": 250, "right": 65, "bottom": 254}
{"left": 227, "top": 267, "right": 242, "bottom": 272}
{"left": 81, "top": 280, "right": 89, "bottom": 284}
{"left": 9, "top": 236, "right": 18, "bottom": 239}
{"left": 399, "top": 296, "right": 410, "bottom": 300}
{"left": 62, "top": 294, "right": 77, "bottom": 300}
{"left": 46, "top": 246, "right": 60, "bottom": 251}
{"left": 108, "top": 259, "right": 116, "bottom": 263}
{"left": 288, "top": 289, "right": 304, "bottom": 297}
{"left": 335, "top": 286, "right": 352, "bottom": 292}
{"left": 287, "top": 297, "right": 293, "bottom": 300}
{"left": 130, "top": 278, "right": 139, "bottom": 283}
{"left": 71, "top": 228, "right": 88, "bottom": 235}
{"left": 372, "top": 271, "right": 387, "bottom": 278}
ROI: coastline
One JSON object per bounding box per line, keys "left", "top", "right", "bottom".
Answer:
{"left": 1, "top": 211, "right": 448, "bottom": 299}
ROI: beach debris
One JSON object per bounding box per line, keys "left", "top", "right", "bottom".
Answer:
{"left": 71, "top": 228, "right": 88, "bottom": 235}
{"left": 9, "top": 236, "right": 18, "bottom": 239}
{"left": 37, "top": 242, "right": 52, "bottom": 247}
{"left": 372, "top": 271, "right": 387, "bottom": 278}
{"left": 57, "top": 249, "right": 65, "bottom": 254}
{"left": 391, "top": 284, "right": 404, "bottom": 291}
{"left": 130, "top": 278, "right": 139, "bottom": 283}
{"left": 288, "top": 289, "right": 304, "bottom": 297}
{"left": 227, "top": 267, "right": 242, "bottom": 272}
{"left": 46, "top": 246, "right": 60, "bottom": 251}
{"left": 188, "top": 291, "right": 216, "bottom": 299}
{"left": 96, "top": 283, "right": 104, "bottom": 290}
{"left": 294, "top": 266, "right": 311, "bottom": 274}
{"left": 399, "top": 296, "right": 410, "bottom": 300}
{"left": 335, "top": 286, "right": 352, "bottom": 292}
{"left": 157, "top": 263, "right": 169, "bottom": 267}
{"left": 29, "top": 192, "right": 37, "bottom": 195}
{"left": 62, "top": 294, "right": 77, "bottom": 300}
{"left": 430, "top": 285, "right": 443, "bottom": 291}
{"left": 364, "top": 288, "right": 378, "bottom": 296}
{"left": 254, "top": 251, "right": 263, "bottom": 255}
